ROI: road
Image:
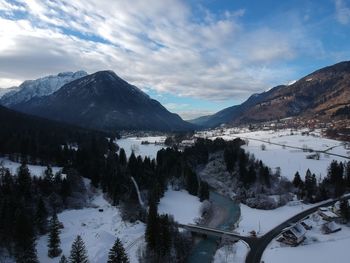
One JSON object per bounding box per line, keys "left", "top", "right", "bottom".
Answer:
{"left": 245, "top": 195, "right": 350, "bottom": 263}
{"left": 180, "top": 195, "right": 350, "bottom": 263}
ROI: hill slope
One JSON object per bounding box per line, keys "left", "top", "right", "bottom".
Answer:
{"left": 12, "top": 71, "right": 194, "bottom": 132}
{"left": 191, "top": 61, "right": 350, "bottom": 127}
{"left": 0, "top": 104, "right": 110, "bottom": 162}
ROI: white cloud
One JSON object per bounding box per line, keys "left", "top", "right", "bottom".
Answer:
{"left": 335, "top": 0, "right": 350, "bottom": 25}
{"left": 0, "top": 78, "right": 22, "bottom": 88}
{"left": 0, "top": 0, "right": 323, "bottom": 103}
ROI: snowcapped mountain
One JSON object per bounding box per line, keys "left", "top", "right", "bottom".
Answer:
{"left": 13, "top": 70, "right": 195, "bottom": 131}
{"left": 0, "top": 71, "right": 88, "bottom": 107}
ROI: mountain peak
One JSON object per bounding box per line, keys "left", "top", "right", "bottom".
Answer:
{"left": 0, "top": 70, "right": 88, "bottom": 106}
{"left": 11, "top": 71, "right": 194, "bottom": 132}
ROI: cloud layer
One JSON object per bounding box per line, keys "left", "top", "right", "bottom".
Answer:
{"left": 0, "top": 0, "right": 347, "bottom": 106}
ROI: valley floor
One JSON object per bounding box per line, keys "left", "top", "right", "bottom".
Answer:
{"left": 197, "top": 128, "right": 350, "bottom": 181}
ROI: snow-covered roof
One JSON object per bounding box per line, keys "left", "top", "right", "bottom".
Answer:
{"left": 289, "top": 223, "right": 307, "bottom": 239}
{"left": 319, "top": 210, "right": 339, "bottom": 218}
{"left": 324, "top": 221, "right": 341, "bottom": 232}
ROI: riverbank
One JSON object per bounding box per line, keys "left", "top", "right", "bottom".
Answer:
{"left": 187, "top": 192, "right": 240, "bottom": 263}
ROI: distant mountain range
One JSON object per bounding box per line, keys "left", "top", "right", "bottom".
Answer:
{"left": 190, "top": 61, "right": 350, "bottom": 127}
{"left": 3, "top": 71, "right": 194, "bottom": 132}
{"left": 1, "top": 61, "right": 349, "bottom": 132}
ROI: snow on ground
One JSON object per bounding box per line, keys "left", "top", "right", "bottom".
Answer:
{"left": 237, "top": 201, "right": 314, "bottom": 236}
{"left": 213, "top": 240, "right": 249, "bottom": 263}
{"left": 0, "top": 158, "right": 62, "bottom": 177}
{"left": 158, "top": 189, "right": 202, "bottom": 224}
{"left": 197, "top": 128, "right": 349, "bottom": 181}
{"left": 116, "top": 136, "right": 166, "bottom": 160}
{"left": 36, "top": 190, "right": 145, "bottom": 263}
{"left": 262, "top": 214, "right": 350, "bottom": 263}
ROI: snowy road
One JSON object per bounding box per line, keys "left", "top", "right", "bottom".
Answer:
{"left": 245, "top": 195, "right": 350, "bottom": 263}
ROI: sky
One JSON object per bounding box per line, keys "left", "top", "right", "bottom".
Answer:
{"left": 0, "top": 0, "right": 349, "bottom": 119}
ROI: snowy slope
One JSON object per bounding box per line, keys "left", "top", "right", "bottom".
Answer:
{"left": 0, "top": 71, "right": 87, "bottom": 106}
{"left": 0, "top": 87, "right": 20, "bottom": 99}
{"left": 158, "top": 189, "right": 203, "bottom": 224}
{"left": 36, "top": 189, "right": 145, "bottom": 263}
{"left": 213, "top": 241, "right": 249, "bottom": 263}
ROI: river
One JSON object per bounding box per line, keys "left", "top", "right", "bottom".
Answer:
{"left": 187, "top": 191, "right": 241, "bottom": 263}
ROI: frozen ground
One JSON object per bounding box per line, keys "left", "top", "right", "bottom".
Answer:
{"left": 0, "top": 158, "right": 62, "bottom": 177}
{"left": 197, "top": 128, "right": 349, "bottom": 181}
{"left": 36, "top": 187, "right": 145, "bottom": 263}
{"left": 237, "top": 201, "right": 315, "bottom": 236}
{"left": 158, "top": 189, "right": 202, "bottom": 224}
{"left": 213, "top": 240, "right": 249, "bottom": 263}
{"left": 116, "top": 136, "right": 166, "bottom": 160}
{"left": 262, "top": 213, "right": 350, "bottom": 263}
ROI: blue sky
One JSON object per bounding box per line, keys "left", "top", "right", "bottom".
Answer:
{"left": 0, "top": 0, "right": 349, "bottom": 119}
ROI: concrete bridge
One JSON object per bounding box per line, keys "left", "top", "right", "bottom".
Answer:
{"left": 178, "top": 223, "right": 255, "bottom": 246}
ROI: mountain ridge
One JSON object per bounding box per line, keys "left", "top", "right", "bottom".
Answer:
{"left": 190, "top": 61, "right": 350, "bottom": 128}
{"left": 11, "top": 70, "right": 195, "bottom": 132}
{"left": 0, "top": 70, "right": 88, "bottom": 106}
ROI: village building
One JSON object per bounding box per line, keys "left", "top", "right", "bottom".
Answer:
{"left": 277, "top": 223, "right": 307, "bottom": 246}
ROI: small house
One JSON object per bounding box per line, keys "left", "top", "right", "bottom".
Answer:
{"left": 318, "top": 208, "right": 340, "bottom": 221}
{"left": 322, "top": 221, "right": 341, "bottom": 234}
{"left": 277, "top": 223, "right": 306, "bottom": 246}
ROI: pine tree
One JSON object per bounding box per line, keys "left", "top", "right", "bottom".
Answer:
{"left": 35, "top": 197, "right": 48, "bottom": 235}
{"left": 17, "top": 162, "right": 32, "bottom": 198}
{"left": 107, "top": 238, "right": 129, "bottom": 263}
{"left": 69, "top": 235, "right": 89, "bottom": 263}
{"left": 158, "top": 215, "right": 171, "bottom": 257}
{"left": 292, "top": 172, "right": 302, "bottom": 188}
{"left": 44, "top": 165, "right": 54, "bottom": 182}
{"left": 59, "top": 255, "right": 69, "bottom": 263}
{"left": 340, "top": 200, "right": 350, "bottom": 221}
{"left": 199, "top": 181, "right": 210, "bottom": 201}
{"left": 185, "top": 167, "right": 198, "bottom": 196}
{"left": 48, "top": 213, "right": 62, "bottom": 258}
{"left": 14, "top": 210, "right": 39, "bottom": 263}
{"left": 119, "top": 148, "right": 127, "bottom": 166}
{"left": 346, "top": 161, "right": 350, "bottom": 187}
{"left": 145, "top": 195, "right": 158, "bottom": 250}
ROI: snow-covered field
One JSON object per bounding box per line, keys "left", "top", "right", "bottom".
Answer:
{"left": 262, "top": 214, "right": 350, "bottom": 263}
{"left": 213, "top": 240, "right": 249, "bottom": 263}
{"left": 237, "top": 201, "right": 315, "bottom": 236}
{"left": 35, "top": 187, "right": 202, "bottom": 263}
{"left": 0, "top": 158, "right": 62, "bottom": 177}
{"left": 158, "top": 189, "right": 202, "bottom": 224}
{"left": 197, "top": 128, "right": 349, "bottom": 181}
{"left": 116, "top": 136, "right": 166, "bottom": 159}
{"left": 36, "top": 188, "right": 145, "bottom": 263}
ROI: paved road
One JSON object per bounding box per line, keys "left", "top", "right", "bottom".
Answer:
{"left": 245, "top": 195, "right": 350, "bottom": 263}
